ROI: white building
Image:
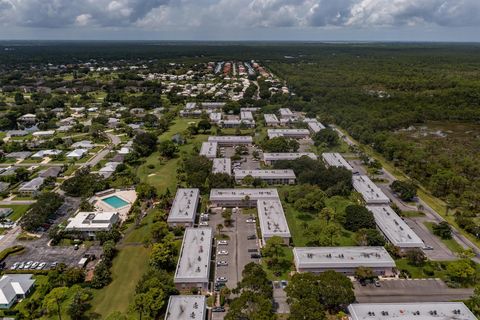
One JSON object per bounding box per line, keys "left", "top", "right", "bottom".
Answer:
{"left": 208, "top": 135, "right": 253, "bottom": 146}
{"left": 267, "top": 129, "right": 310, "bottom": 139}
{"left": 219, "top": 119, "right": 255, "bottom": 129}
{"left": 174, "top": 227, "right": 213, "bottom": 292}
{"left": 264, "top": 114, "right": 280, "bottom": 127}
{"left": 209, "top": 112, "right": 222, "bottom": 123}
{"left": 199, "top": 142, "right": 218, "bottom": 159}
{"left": 367, "top": 205, "right": 424, "bottom": 249}
{"left": 165, "top": 295, "right": 207, "bottom": 320}
{"left": 322, "top": 153, "right": 354, "bottom": 171}
{"left": 240, "top": 110, "right": 254, "bottom": 121}
{"left": 0, "top": 274, "right": 35, "bottom": 309}
{"left": 279, "top": 108, "right": 295, "bottom": 119}
{"left": 263, "top": 152, "right": 317, "bottom": 165}
{"left": 72, "top": 140, "right": 94, "bottom": 149}
{"left": 234, "top": 169, "right": 296, "bottom": 185}
{"left": 66, "top": 149, "right": 88, "bottom": 159}
{"left": 210, "top": 188, "right": 280, "bottom": 207}
{"left": 293, "top": 246, "right": 396, "bottom": 276}
{"left": 98, "top": 162, "right": 121, "bottom": 178}
{"left": 257, "top": 199, "right": 291, "bottom": 245}
{"left": 212, "top": 158, "right": 232, "bottom": 175}
{"left": 31, "top": 149, "right": 62, "bottom": 158}
{"left": 32, "top": 130, "right": 55, "bottom": 138}
{"left": 307, "top": 120, "right": 326, "bottom": 134}
{"left": 65, "top": 211, "right": 119, "bottom": 238}
{"left": 167, "top": 188, "right": 200, "bottom": 227}
{"left": 348, "top": 302, "right": 477, "bottom": 320}
{"left": 352, "top": 175, "right": 390, "bottom": 204}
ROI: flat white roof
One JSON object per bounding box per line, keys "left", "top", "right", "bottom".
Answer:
{"left": 279, "top": 108, "right": 294, "bottom": 117}
{"left": 234, "top": 169, "right": 296, "bottom": 180}
{"left": 208, "top": 135, "right": 253, "bottom": 144}
{"left": 212, "top": 158, "right": 232, "bottom": 175}
{"left": 322, "top": 153, "right": 353, "bottom": 171}
{"left": 167, "top": 188, "right": 200, "bottom": 224}
{"left": 210, "top": 188, "right": 279, "bottom": 202}
{"left": 293, "top": 246, "right": 395, "bottom": 269}
{"left": 199, "top": 142, "right": 217, "bottom": 158}
{"left": 267, "top": 129, "right": 310, "bottom": 139}
{"left": 65, "top": 211, "right": 118, "bottom": 232}
{"left": 174, "top": 227, "right": 212, "bottom": 283}
{"left": 307, "top": 121, "right": 326, "bottom": 133}
{"left": 257, "top": 199, "right": 291, "bottom": 240}
{"left": 240, "top": 111, "right": 254, "bottom": 120}
{"left": 367, "top": 205, "right": 424, "bottom": 248}
{"left": 209, "top": 112, "right": 222, "bottom": 122}
{"left": 263, "top": 152, "right": 317, "bottom": 162}
{"left": 264, "top": 114, "right": 279, "bottom": 123}
{"left": 348, "top": 302, "right": 477, "bottom": 320}
{"left": 352, "top": 175, "right": 390, "bottom": 204}
{"left": 165, "top": 295, "right": 206, "bottom": 320}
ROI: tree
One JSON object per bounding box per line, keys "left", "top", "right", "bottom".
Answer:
{"left": 344, "top": 205, "right": 376, "bottom": 231}
{"left": 242, "top": 175, "right": 254, "bottom": 186}
{"left": 136, "top": 182, "right": 157, "bottom": 201}
{"left": 355, "top": 267, "right": 376, "bottom": 282}
{"left": 289, "top": 298, "right": 327, "bottom": 320}
{"left": 432, "top": 221, "right": 452, "bottom": 239}
{"left": 406, "top": 248, "right": 427, "bottom": 266}
{"left": 133, "top": 132, "right": 158, "bottom": 157}
{"left": 207, "top": 173, "right": 235, "bottom": 188}
{"left": 158, "top": 140, "right": 178, "bottom": 158}
{"left": 197, "top": 119, "right": 211, "bottom": 133}
{"left": 355, "top": 228, "right": 386, "bottom": 246}
{"left": 313, "top": 128, "right": 339, "bottom": 148}
{"left": 466, "top": 286, "right": 480, "bottom": 318}
{"left": 43, "top": 287, "right": 68, "bottom": 320}
{"left": 261, "top": 136, "right": 299, "bottom": 153}
{"left": 446, "top": 259, "right": 476, "bottom": 285}
{"left": 317, "top": 271, "right": 355, "bottom": 311}
{"left": 390, "top": 180, "right": 417, "bottom": 201}
{"left": 150, "top": 238, "right": 177, "bottom": 270}
{"left": 132, "top": 287, "right": 166, "bottom": 320}
{"left": 67, "top": 288, "right": 92, "bottom": 320}
{"left": 225, "top": 290, "right": 275, "bottom": 320}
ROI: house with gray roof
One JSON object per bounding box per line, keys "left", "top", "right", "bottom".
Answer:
{"left": 0, "top": 274, "right": 35, "bottom": 309}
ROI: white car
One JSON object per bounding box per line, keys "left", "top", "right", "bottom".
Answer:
{"left": 217, "top": 250, "right": 229, "bottom": 255}
{"left": 246, "top": 218, "right": 256, "bottom": 223}
{"left": 10, "top": 262, "right": 19, "bottom": 270}
{"left": 37, "top": 262, "right": 46, "bottom": 270}
{"left": 217, "top": 261, "right": 228, "bottom": 266}
{"left": 217, "top": 240, "right": 228, "bottom": 246}
{"left": 216, "top": 277, "right": 227, "bottom": 282}
{"left": 31, "top": 262, "right": 39, "bottom": 269}
{"left": 199, "top": 221, "right": 209, "bottom": 226}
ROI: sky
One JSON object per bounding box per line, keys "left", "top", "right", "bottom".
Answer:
{"left": 0, "top": 0, "right": 479, "bottom": 42}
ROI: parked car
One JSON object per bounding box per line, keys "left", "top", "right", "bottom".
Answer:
{"left": 199, "top": 221, "right": 209, "bottom": 226}
{"left": 246, "top": 218, "right": 256, "bottom": 223}
{"left": 217, "top": 261, "right": 228, "bottom": 266}
{"left": 217, "top": 240, "right": 228, "bottom": 245}
{"left": 50, "top": 262, "right": 58, "bottom": 269}
{"left": 280, "top": 280, "right": 288, "bottom": 289}
{"left": 247, "top": 234, "right": 256, "bottom": 240}
{"left": 217, "top": 250, "right": 229, "bottom": 255}
{"left": 374, "top": 280, "right": 381, "bottom": 287}
{"left": 37, "top": 262, "right": 46, "bottom": 270}
{"left": 24, "top": 261, "right": 33, "bottom": 269}
{"left": 423, "top": 246, "right": 434, "bottom": 250}
{"left": 216, "top": 277, "right": 227, "bottom": 282}
{"left": 247, "top": 248, "right": 258, "bottom": 253}
{"left": 17, "top": 262, "right": 25, "bottom": 269}
{"left": 10, "top": 262, "right": 19, "bottom": 270}
{"left": 250, "top": 253, "right": 261, "bottom": 259}
{"left": 31, "top": 262, "right": 39, "bottom": 269}
{"left": 212, "top": 307, "right": 225, "bottom": 312}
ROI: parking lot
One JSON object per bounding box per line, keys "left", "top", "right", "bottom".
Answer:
{"left": 221, "top": 146, "right": 261, "bottom": 171}
{"left": 209, "top": 207, "right": 260, "bottom": 290}
{"left": 354, "top": 279, "right": 474, "bottom": 303}
{"left": 4, "top": 235, "right": 102, "bottom": 271}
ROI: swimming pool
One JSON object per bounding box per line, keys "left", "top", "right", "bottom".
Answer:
{"left": 102, "top": 195, "right": 129, "bottom": 209}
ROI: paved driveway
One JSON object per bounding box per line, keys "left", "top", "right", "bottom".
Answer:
{"left": 355, "top": 279, "right": 474, "bottom": 303}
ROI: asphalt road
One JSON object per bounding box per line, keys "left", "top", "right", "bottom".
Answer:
{"left": 355, "top": 279, "right": 474, "bottom": 303}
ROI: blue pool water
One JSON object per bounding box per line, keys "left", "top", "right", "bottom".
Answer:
{"left": 102, "top": 195, "right": 129, "bottom": 209}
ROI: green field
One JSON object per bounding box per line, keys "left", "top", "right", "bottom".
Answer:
{"left": 91, "top": 246, "right": 150, "bottom": 317}
{"left": 0, "top": 204, "right": 30, "bottom": 221}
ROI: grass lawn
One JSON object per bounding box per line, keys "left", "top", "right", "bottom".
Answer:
{"left": 262, "top": 246, "right": 294, "bottom": 280}
{"left": 283, "top": 195, "right": 356, "bottom": 247}
{"left": 400, "top": 210, "right": 425, "bottom": 218}
{"left": 0, "top": 204, "right": 30, "bottom": 221}
{"left": 424, "top": 222, "right": 464, "bottom": 254}
{"left": 91, "top": 246, "right": 151, "bottom": 317}
{"left": 395, "top": 259, "right": 450, "bottom": 280}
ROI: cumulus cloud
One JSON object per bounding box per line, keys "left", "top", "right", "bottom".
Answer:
{"left": 0, "top": 0, "right": 479, "bottom": 30}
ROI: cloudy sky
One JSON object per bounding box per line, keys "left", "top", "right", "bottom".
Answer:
{"left": 0, "top": 0, "right": 479, "bottom": 41}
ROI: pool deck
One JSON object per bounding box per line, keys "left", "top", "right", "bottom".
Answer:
{"left": 93, "top": 190, "right": 137, "bottom": 221}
